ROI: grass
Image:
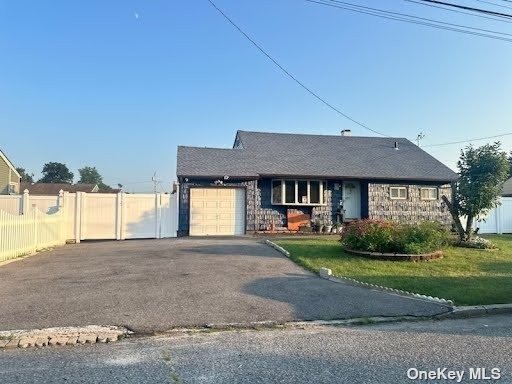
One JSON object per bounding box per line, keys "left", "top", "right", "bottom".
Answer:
{"left": 275, "top": 235, "right": 512, "bottom": 306}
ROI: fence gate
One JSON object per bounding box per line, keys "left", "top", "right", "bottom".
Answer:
{"left": 79, "top": 193, "right": 119, "bottom": 240}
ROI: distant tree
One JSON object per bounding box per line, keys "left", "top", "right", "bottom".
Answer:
{"left": 15, "top": 167, "right": 34, "bottom": 183}
{"left": 508, "top": 151, "right": 512, "bottom": 177}
{"left": 78, "top": 166, "right": 111, "bottom": 190}
{"left": 38, "top": 162, "right": 74, "bottom": 184}
{"left": 443, "top": 143, "right": 509, "bottom": 241}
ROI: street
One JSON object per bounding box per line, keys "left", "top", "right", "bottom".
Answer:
{"left": 1, "top": 314, "right": 511, "bottom": 384}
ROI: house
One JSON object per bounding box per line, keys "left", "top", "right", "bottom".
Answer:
{"left": 0, "top": 149, "right": 21, "bottom": 195}
{"left": 20, "top": 183, "right": 99, "bottom": 195}
{"left": 176, "top": 130, "right": 458, "bottom": 236}
{"left": 501, "top": 177, "right": 512, "bottom": 197}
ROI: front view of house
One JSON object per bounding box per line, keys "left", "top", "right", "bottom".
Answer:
{"left": 176, "top": 130, "right": 457, "bottom": 236}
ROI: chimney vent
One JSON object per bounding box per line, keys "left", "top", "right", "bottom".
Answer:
{"left": 341, "top": 129, "right": 352, "bottom": 137}
{"left": 394, "top": 141, "right": 399, "bottom": 150}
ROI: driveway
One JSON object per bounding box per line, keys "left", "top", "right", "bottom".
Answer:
{"left": 0, "top": 239, "right": 450, "bottom": 333}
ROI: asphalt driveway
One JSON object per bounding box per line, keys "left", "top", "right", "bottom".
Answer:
{"left": 0, "top": 239, "right": 450, "bottom": 333}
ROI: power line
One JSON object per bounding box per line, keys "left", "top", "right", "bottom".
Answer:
{"left": 422, "top": 132, "right": 512, "bottom": 147}
{"left": 307, "top": 0, "right": 512, "bottom": 42}
{"left": 416, "top": 0, "right": 512, "bottom": 18}
{"left": 405, "top": 0, "right": 512, "bottom": 24}
{"left": 320, "top": 0, "right": 512, "bottom": 36}
{"left": 476, "top": 0, "right": 512, "bottom": 10}
{"left": 206, "top": 0, "right": 389, "bottom": 137}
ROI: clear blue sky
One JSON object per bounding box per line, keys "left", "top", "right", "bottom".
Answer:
{"left": 1, "top": 0, "right": 511, "bottom": 192}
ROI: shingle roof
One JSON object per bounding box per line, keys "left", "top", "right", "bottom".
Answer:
{"left": 502, "top": 177, "right": 512, "bottom": 196}
{"left": 177, "top": 131, "right": 458, "bottom": 182}
{"left": 20, "top": 183, "right": 98, "bottom": 195}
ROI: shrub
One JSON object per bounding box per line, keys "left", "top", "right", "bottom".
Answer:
{"left": 340, "top": 219, "right": 399, "bottom": 253}
{"left": 341, "top": 220, "right": 449, "bottom": 254}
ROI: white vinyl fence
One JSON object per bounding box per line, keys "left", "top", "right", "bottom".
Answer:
{"left": 0, "top": 208, "right": 66, "bottom": 262}
{"left": 0, "top": 190, "right": 178, "bottom": 246}
{"left": 474, "top": 197, "right": 512, "bottom": 234}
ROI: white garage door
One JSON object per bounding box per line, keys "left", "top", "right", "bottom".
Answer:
{"left": 189, "top": 188, "right": 246, "bottom": 236}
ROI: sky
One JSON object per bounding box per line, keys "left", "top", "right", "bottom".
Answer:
{"left": 1, "top": 0, "right": 511, "bottom": 192}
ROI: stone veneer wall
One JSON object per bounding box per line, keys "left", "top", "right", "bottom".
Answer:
{"left": 368, "top": 183, "right": 452, "bottom": 225}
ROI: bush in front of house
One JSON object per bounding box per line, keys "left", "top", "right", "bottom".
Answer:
{"left": 340, "top": 219, "right": 399, "bottom": 253}
{"left": 341, "top": 219, "right": 449, "bottom": 254}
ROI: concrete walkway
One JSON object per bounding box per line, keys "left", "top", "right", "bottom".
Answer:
{"left": 0, "top": 239, "right": 450, "bottom": 333}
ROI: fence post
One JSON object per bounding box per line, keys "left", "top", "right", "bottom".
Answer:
{"left": 497, "top": 203, "right": 503, "bottom": 235}
{"left": 33, "top": 209, "right": 38, "bottom": 253}
{"left": 158, "top": 193, "right": 164, "bottom": 239}
{"left": 75, "top": 192, "right": 82, "bottom": 243}
{"left": 21, "top": 189, "right": 30, "bottom": 215}
{"left": 116, "top": 192, "right": 123, "bottom": 240}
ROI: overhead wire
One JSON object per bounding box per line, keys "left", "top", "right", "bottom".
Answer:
{"left": 405, "top": 0, "right": 512, "bottom": 23}
{"left": 306, "top": 0, "right": 512, "bottom": 42}
{"left": 206, "top": 0, "right": 389, "bottom": 137}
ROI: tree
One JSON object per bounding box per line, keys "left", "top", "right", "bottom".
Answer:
{"left": 38, "top": 162, "right": 74, "bottom": 184}
{"left": 15, "top": 167, "right": 34, "bottom": 183}
{"left": 508, "top": 151, "right": 512, "bottom": 177}
{"left": 443, "top": 143, "right": 509, "bottom": 242}
{"left": 78, "top": 166, "right": 111, "bottom": 190}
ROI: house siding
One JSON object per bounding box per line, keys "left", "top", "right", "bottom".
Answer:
{"left": 367, "top": 182, "right": 452, "bottom": 225}
{"left": 0, "top": 159, "right": 11, "bottom": 194}
{"left": 178, "top": 178, "right": 453, "bottom": 235}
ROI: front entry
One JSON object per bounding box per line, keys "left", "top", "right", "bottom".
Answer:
{"left": 342, "top": 181, "right": 361, "bottom": 220}
{"left": 189, "top": 188, "right": 246, "bottom": 236}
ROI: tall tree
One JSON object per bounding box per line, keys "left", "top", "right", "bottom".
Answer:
{"left": 38, "top": 162, "right": 74, "bottom": 184}
{"left": 443, "top": 143, "right": 509, "bottom": 241}
{"left": 78, "top": 166, "right": 111, "bottom": 190}
{"left": 15, "top": 167, "right": 34, "bottom": 183}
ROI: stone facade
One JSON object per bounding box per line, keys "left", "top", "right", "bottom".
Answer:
{"left": 367, "top": 183, "right": 452, "bottom": 225}
{"left": 178, "top": 178, "right": 453, "bottom": 235}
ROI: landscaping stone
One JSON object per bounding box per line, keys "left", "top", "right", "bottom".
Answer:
{"left": 66, "top": 336, "right": 79, "bottom": 345}
{"left": 0, "top": 326, "right": 129, "bottom": 349}
{"left": 4, "top": 339, "right": 19, "bottom": 349}
{"left": 18, "top": 337, "right": 36, "bottom": 348}
{"left": 77, "top": 333, "right": 97, "bottom": 344}
{"left": 319, "top": 268, "right": 332, "bottom": 278}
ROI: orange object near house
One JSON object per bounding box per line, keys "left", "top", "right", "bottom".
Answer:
{"left": 287, "top": 210, "right": 310, "bottom": 231}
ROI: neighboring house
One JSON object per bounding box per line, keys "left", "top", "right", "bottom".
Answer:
{"left": 0, "top": 149, "right": 21, "bottom": 195}
{"left": 501, "top": 177, "right": 512, "bottom": 197}
{"left": 20, "top": 183, "right": 99, "bottom": 195}
{"left": 176, "top": 130, "right": 458, "bottom": 236}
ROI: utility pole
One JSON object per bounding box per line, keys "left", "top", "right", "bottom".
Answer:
{"left": 416, "top": 132, "right": 425, "bottom": 147}
{"left": 152, "top": 172, "right": 157, "bottom": 194}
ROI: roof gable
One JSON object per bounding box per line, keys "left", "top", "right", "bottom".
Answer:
{"left": 0, "top": 149, "right": 21, "bottom": 179}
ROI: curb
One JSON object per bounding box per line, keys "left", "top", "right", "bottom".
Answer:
{"left": 436, "top": 304, "right": 512, "bottom": 319}
{"left": 0, "top": 325, "right": 131, "bottom": 350}
{"left": 265, "top": 239, "right": 454, "bottom": 308}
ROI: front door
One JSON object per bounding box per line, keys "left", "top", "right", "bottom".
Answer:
{"left": 342, "top": 181, "right": 361, "bottom": 220}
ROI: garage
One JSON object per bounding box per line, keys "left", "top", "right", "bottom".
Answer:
{"left": 189, "top": 187, "right": 246, "bottom": 236}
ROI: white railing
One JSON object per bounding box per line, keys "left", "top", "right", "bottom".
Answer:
{"left": 0, "top": 208, "right": 65, "bottom": 262}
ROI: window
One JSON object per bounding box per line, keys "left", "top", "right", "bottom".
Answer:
{"left": 272, "top": 180, "right": 282, "bottom": 204}
{"left": 390, "top": 186, "right": 407, "bottom": 200}
{"left": 271, "top": 180, "right": 326, "bottom": 205}
{"left": 420, "top": 187, "right": 438, "bottom": 200}
{"left": 8, "top": 183, "right": 17, "bottom": 195}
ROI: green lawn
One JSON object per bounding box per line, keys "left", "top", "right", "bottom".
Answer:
{"left": 275, "top": 235, "right": 512, "bottom": 306}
